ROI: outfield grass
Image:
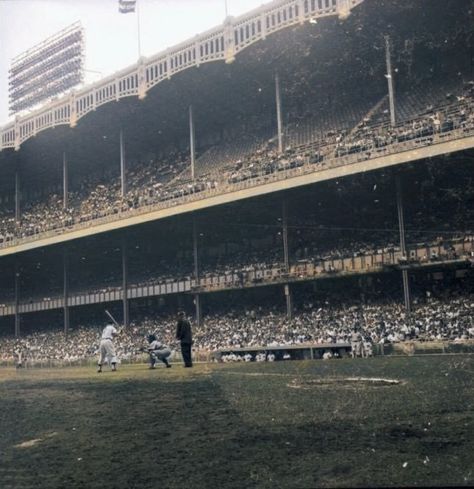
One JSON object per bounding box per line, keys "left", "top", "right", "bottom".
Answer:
{"left": 0, "top": 356, "right": 473, "bottom": 488}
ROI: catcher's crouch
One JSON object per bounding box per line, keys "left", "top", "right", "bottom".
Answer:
{"left": 145, "top": 334, "right": 172, "bottom": 368}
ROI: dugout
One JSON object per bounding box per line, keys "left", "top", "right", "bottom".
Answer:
{"left": 215, "top": 342, "right": 352, "bottom": 361}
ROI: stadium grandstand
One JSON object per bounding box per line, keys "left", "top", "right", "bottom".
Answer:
{"left": 0, "top": 0, "right": 473, "bottom": 365}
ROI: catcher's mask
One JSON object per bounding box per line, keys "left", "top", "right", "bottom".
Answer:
{"left": 148, "top": 334, "right": 156, "bottom": 343}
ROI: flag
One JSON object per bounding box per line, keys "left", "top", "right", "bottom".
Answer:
{"left": 119, "top": 0, "right": 136, "bottom": 14}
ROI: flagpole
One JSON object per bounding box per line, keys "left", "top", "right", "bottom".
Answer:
{"left": 224, "top": 0, "right": 229, "bottom": 18}
{"left": 136, "top": 0, "right": 142, "bottom": 58}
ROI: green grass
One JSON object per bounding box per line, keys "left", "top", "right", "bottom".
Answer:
{"left": 1, "top": 356, "right": 474, "bottom": 488}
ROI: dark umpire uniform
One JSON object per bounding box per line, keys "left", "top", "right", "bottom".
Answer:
{"left": 176, "top": 312, "right": 193, "bottom": 367}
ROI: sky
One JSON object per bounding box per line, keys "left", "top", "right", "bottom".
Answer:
{"left": 0, "top": 0, "right": 267, "bottom": 126}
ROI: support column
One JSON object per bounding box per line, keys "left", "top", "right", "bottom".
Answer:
{"left": 385, "top": 35, "right": 396, "bottom": 127}
{"left": 14, "top": 261, "right": 20, "bottom": 337}
{"left": 193, "top": 217, "right": 199, "bottom": 281}
{"left": 401, "top": 269, "right": 411, "bottom": 314}
{"left": 120, "top": 129, "right": 127, "bottom": 197}
{"left": 284, "top": 284, "right": 292, "bottom": 321}
{"left": 396, "top": 175, "right": 411, "bottom": 313}
{"left": 189, "top": 105, "right": 196, "bottom": 180}
{"left": 282, "top": 200, "right": 292, "bottom": 319}
{"left": 15, "top": 170, "right": 21, "bottom": 223}
{"left": 282, "top": 200, "right": 290, "bottom": 273}
{"left": 63, "top": 152, "right": 68, "bottom": 209}
{"left": 275, "top": 72, "right": 284, "bottom": 154}
{"left": 396, "top": 177, "right": 407, "bottom": 257}
{"left": 223, "top": 15, "right": 236, "bottom": 63}
{"left": 192, "top": 217, "right": 201, "bottom": 326}
{"left": 194, "top": 293, "right": 202, "bottom": 328}
{"left": 122, "top": 235, "right": 129, "bottom": 328}
{"left": 63, "top": 247, "right": 70, "bottom": 335}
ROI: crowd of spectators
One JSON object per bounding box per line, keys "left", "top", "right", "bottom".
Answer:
{"left": 0, "top": 80, "right": 473, "bottom": 247}
{"left": 9, "top": 158, "right": 474, "bottom": 305}
{"left": 0, "top": 0, "right": 472, "bottom": 246}
{"left": 0, "top": 323, "right": 145, "bottom": 364}
{"left": 335, "top": 83, "right": 474, "bottom": 158}
{"left": 1, "top": 280, "right": 473, "bottom": 365}
{"left": 8, "top": 231, "right": 471, "bottom": 311}
{"left": 227, "top": 82, "right": 474, "bottom": 187}
{"left": 190, "top": 292, "right": 474, "bottom": 351}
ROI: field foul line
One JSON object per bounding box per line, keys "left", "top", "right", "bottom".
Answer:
{"left": 213, "top": 371, "right": 403, "bottom": 383}
{"left": 14, "top": 432, "right": 58, "bottom": 449}
{"left": 213, "top": 371, "right": 298, "bottom": 377}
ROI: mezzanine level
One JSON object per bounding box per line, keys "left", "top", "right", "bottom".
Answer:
{"left": 1, "top": 236, "right": 471, "bottom": 319}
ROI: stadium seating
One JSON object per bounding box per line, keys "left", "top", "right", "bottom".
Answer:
{"left": 0, "top": 80, "right": 472, "bottom": 246}
{"left": 1, "top": 278, "right": 473, "bottom": 364}
{"left": 1, "top": 0, "right": 473, "bottom": 364}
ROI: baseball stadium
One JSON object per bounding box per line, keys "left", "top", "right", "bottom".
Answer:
{"left": 1, "top": 0, "right": 474, "bottom": 487}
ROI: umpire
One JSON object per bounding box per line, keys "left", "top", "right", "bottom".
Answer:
{"left": 176, "top": 311, "right": 193, "bottom": 367}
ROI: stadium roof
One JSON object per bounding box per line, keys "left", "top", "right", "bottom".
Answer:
{"left": 0, "top": 0, "right": 365, "bottom": 151}
{"left": 0, "top": 0, "right": 470, "bottom": 189}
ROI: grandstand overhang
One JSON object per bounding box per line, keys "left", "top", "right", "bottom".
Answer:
{"left": 0, "top": 0, "right": 364, "bottom": 152}
{"left": 0, "top": 131, "right": 472, "bottom": 258}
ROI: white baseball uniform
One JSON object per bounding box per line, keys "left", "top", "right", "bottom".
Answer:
{"left": 98, "top": 324, "right": 118, "bottom": 366}
{"left": 148, "top": 340, "right": 171, "bottom": 367}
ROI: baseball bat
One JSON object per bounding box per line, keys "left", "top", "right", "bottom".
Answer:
{"left": 105, "top": 309, "right": 121, "bottom": 328}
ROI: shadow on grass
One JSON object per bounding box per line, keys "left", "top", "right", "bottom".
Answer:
{"left": 0, "top": 359, "right": 473, "bottom": 488}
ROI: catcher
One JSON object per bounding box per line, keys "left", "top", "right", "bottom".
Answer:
{"left": 143, "top": 334, "right": 172, "bottom": 369}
